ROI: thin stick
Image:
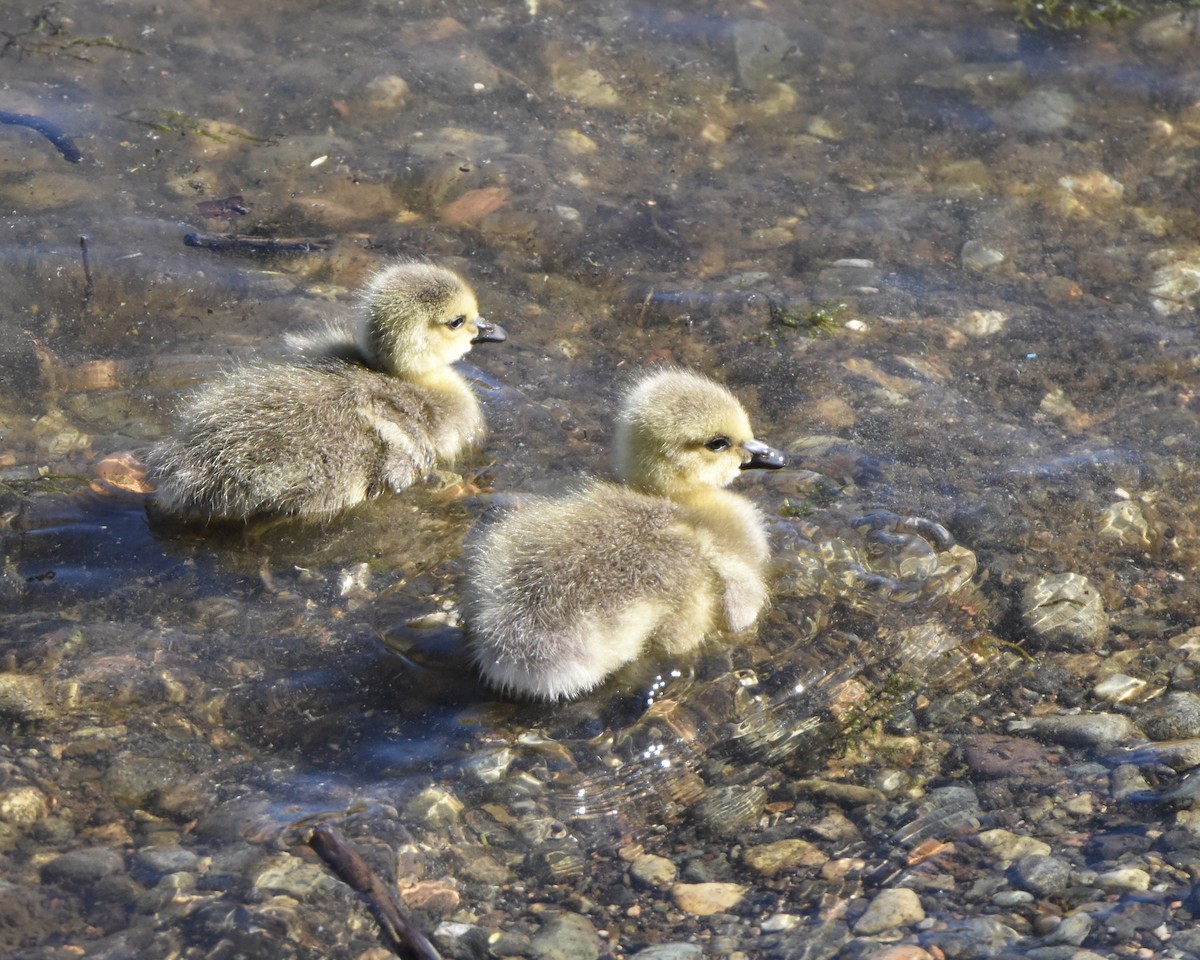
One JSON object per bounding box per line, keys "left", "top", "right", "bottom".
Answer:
{"left": 308, "top": 823, "right": 443, "bottom": 960}
{"left": 79, "top": 235, "right": 94, "bottom": 303}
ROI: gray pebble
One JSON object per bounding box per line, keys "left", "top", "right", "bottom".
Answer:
{"left": 732, "top": 20, "right": 793, "bottom": 92}
{"left": 1007, "top": 88, "right": 1077, "bottom": 134}
{"left": 135, "top": 844, "right": 201, "bottom": 876}
{"left": 1136, "top": 691, "right": 1200, "bottom": 741}
{"left": 0, "top": 784, "right": 49, "bottom": 826}
{"left": 1008, "top": 712, "right": 1143, "bottom": 747}
{"left": 1174, "top": 928, "right": 1200, "bottom": 956}
{"left": 433, "top": 920, "right": 489, "bottom": 958}
{"left": 853, "top": 887, "right": 924, "bottom": 934}
{"left": 694, "top": 784, "right": 766, "bottom": 838}
{"left": 921, "top": 916, "right": 1021, "bottom": 958}
{"left": 1111, "top": 763, "right": 1152, "bottom": 801}
{"left": 628, "top": 946, "right": 703, "bottom": 960}
{"left": 42, "top": 847, "right": 126, "bottom": 885}
{"left": 1040, "top": 911, "right": 1093, "bottom": 946}
{"left": 488, "top": 930, "right": 532, "bottom": 956}
{"left": 105, "top": 753, "right": 187, "bottom": 809}
{"left": 404, "top": 785, "right": 464, "bottom": 828}
{"left": 0, "top": 672, "right": 53, "bottom": 721}
{"left": 1135, "top": 9, "right": 1200, "bottom": 50}
{"left": 251, "top": 853, "right": 335, "bottom": 898}
{"left": 1009, "top": 853, "right": 1072, "bottom": 896}
{"left": 961, "top": 240, "right": 1005, "bottom": 272}
{"left": 530, "top": 912, "right": 601, "bottom": 960}
{"left": 1021, "top": 572, "right": 1107, "bottom": 650}
{"left": 134, "top": 872, "right": 198, "bottom": 916}
{"left": 992, "top": 890, "right": 1035, "bottom": 906}
{"left": 630, "top": 853, "right": 678, "bottom": 888}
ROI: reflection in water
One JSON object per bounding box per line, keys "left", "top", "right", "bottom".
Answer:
{"left": 3, "top": 0, "right": 1200, "bottom": 956}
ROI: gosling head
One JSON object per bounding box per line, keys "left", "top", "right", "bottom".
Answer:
{"left": 357, "top": 262, "right": 506, "bottom": 377}
{"left": 614, "top": 369, "right": 786, "bottom": 497}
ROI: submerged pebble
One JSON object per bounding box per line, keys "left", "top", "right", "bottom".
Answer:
{"left": 1006, "top": 87, "right": 1076, "bottom": 134}
{"left": 0, "top": 786, "right": 49, "bottom": 827}
{"left": 529, "top": 912, "right": 601, "bottom": 960}
{"left": 1008, "top": 712, "right": 1143, "bottom": 747}
{"left": 0, "top": 673, "right": 53, "bottom": 721}
{"left": 1020, "top": 573, "right": 1108, "bottom": 650}
{"left": 853, "top": 887, "right": 925, "bottom": 934}
{"left": 741, "top": 838, "right": 825, "bottom": 877}
{"left": 960, "top": 240, "right": 1005, "bottom": 271}
{"left": 1009, "top": 853, "right": 1071, "bottom": 896}
{"left": 628, "top": 945, "right": 703, "bottom": 960}
{"left": 694, "top": 785, "right": 766, "bottom": 838}
{"left": 630, "top": 853, "right": 677, "bottom": 888}
{"left": 1136, "top": 691, "right": 1200, "bottom": 741}
{"left": 732, "top": 20, "right": 794, "bottom": 93}
{"left": 670, "top": 881, "right": 747, "bottom": 916}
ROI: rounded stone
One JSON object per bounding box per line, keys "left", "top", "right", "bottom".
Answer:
{"left": 1021, "top": 572, "right": 1107, "bottom": 650}
{"left": 628, "top": 946, "right": 703, "bottom": 960}
{"left": 853, "top": 887, "right": 925, "bottom": 934}
{"left": 0, "top": 673, "right": 53, "bottom": 721}
{"left": 1009, "top": 713, "right": 1143, "bottom": 747}
{"left": 403, "top": 786, "right": 464, "bottom": 828}
{"left": 976, "top": 829, "right": 1052, "bottom": 862}
{"left": 42, "top": 847, "right": 126, "bottom": 886}
{"left": 1094, "top": 867, "right": 1151, "bottom": 892}
{"left": 135, "top": 845, "right": 201, "bottom": 876}
{"left": 733, "top": 20, "right": 795, "bottom": 92}
{"left": 992, "top": 890, "right": 1035, "bottom": 907}
{"left": 1009, "top": 854, "right": 1072, "bottom": 896}
{"left": 961, "top": 240, "right": 1005, "bottom": 271}
{"left": 1042, "top": 911, "right": 1092, "bottom": 946}
{"left": 1137, "top": 691, "right": 1200, "bottom": 741}
{"left": 251, "top": 853, "right": 336, "bottom": 898}
{"left": 630, "top": 853, "right": 677, "bottom": 888}
{"left": 0, "top": 786, "right": 50, "bottom": 826}
{"left": 105, "top": 754, "right": 187, "bottom": 808}
{"left": 741, "top": 838, "right": 826, "bottom": 877}
{"left": 693, "top": 785, "right": 766, "bottom": 838}
{"left": 1008, "top": 88, "right": 1077, "bottom": 134}
{"left": 530, "top": 912, "right": 601, "bottom": 960}
{"left": 670, "top": 882, "right": 748, "bottom": 916}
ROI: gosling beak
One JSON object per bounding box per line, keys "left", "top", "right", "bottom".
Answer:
{"left": 471, "top": 317, "right": 507, "bottom": 344}
{"left": 740, "top": 438, "right": 787, "bottom": 471}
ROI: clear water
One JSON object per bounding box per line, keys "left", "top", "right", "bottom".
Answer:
{"left": 3, "top": 0, "right": 1199, "bottom": 957}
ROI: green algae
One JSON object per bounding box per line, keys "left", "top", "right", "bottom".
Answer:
{"left": 1007, "top": 0, "right": 1198, "bottom": 29}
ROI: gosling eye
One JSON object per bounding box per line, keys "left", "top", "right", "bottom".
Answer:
{"left": 447, "top": 315, "right": 467, "bottom": 330}
{"left": 704, "top": 437, "right": 731, "bottom": 452}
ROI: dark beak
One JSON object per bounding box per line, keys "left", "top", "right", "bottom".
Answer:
{"left": 740, "top": 438, "right": 786, "bottom": 470}
{"left": 472, "top": 317, "right": 507, "bottom": 343}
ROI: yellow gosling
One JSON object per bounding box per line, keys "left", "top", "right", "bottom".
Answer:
{"left": 465, "top": 369, "right": 784, "bottom": 700}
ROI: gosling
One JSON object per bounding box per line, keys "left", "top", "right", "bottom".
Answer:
{"left": 146, "top": 262, "right": 505, "bottom": 520}
{"left": 464, "top": 369, "right": 785, "bottom": 700}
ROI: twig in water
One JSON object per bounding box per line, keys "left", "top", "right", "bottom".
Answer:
{"left": 79, "top": 235, "right": 94, "bottom": 303}
{"left": 308, "top": 823, "right": 443, "bottom": 960}
{"left": 183, "top": 232, "right": 332, "bottom": 255}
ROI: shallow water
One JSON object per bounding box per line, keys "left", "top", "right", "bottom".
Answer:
{"left": 3, "top": 1, "right": 1200, "bottom": 958}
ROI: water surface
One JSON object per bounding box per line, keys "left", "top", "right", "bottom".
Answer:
{"left": 3, "top": 1, "right": 1200, "bottom": 957}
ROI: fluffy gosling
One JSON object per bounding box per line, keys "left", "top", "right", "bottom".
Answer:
{"left": 465, "top": 369, "right": 784, "bottom": 700}
{"left": 147, "top": 262, "right": 505, "bottom": 520}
